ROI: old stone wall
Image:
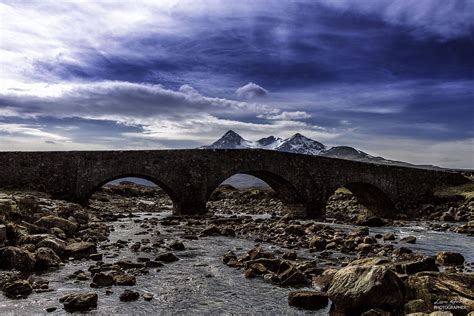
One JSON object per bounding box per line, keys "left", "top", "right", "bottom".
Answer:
{"left": 0, "top": 149, "right": 468, "bottom": 218}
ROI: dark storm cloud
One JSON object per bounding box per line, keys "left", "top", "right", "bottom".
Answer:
{"left": 0, "top": 0, "right": 473, "bottom": 167}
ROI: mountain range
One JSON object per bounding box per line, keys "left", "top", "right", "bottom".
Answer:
{"left": 200, "top": 130, "right": 442, "bottom": 169}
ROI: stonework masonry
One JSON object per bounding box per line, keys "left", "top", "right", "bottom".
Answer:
{"left": 0, "top": 149, "right": 468, "bottom": 218}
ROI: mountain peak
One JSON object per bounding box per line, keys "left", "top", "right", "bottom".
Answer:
{"left": 275, "top": 133, "right": 326, "bottom": 154}
{"left": 201, "top": 130, "right": 247, "bottom": 149}
{"left": 223, "top": 130, "right": 241, "bottom": 138}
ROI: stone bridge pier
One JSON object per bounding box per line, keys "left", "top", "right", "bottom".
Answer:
{"left": 0, "top": 149, "right": 469, "bottom": 219}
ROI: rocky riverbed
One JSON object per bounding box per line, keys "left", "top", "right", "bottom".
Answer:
{"left": 0, "top": 182, "right": 473, "bottom": 315}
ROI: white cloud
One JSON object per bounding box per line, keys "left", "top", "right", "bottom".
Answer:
{"left": 235, "top": 82, "right": 268, "bottom": 99}
{"left": 0, "top": 123, "right": 69, "bottom": 141}
{"left": 258, "top": 111, "right": 311, "bottom": 120}
{"left": 0, "top": 80, "right": 279, "bottom": 119}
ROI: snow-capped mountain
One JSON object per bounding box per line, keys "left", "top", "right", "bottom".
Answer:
{"left": 202, "top": 131, "right": 326, "bottom": 155}
{"left": 275, "top": 133, "right": 326, "bottom": 155}
{"left": 201, "top": 130, "right": 432, "bottom": 168}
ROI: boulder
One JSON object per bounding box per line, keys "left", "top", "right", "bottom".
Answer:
{"left": 200, "top": 225, "right": 220, "bottom": 236}
{"left": 169, "top": 241, "right": 185, "bottom": 251}
{"left": 247, "top": 246, "right": 274, "bottom": 261}
{"left": 285, "top": 225, "right": 305, "bottom": 236}
{"left": 2, "top": 280, "right": 33, "bottom": 299}
{"left": 120, "top": 289, "right": 140, "bottom": 302}
{"left": 155, "top": 252, "right": 179, "bottom": 263}
{"left": 34, "top": 216, "right": 77, "bottom": 237}
{"left": 60, "top": 292, "right": 98, "bottom": 312}
{"left": 395, "top": 257, "right": 438, "bottom": 275}
{"left": 279, "top": 266, "right": 310, "bottom": 287}
{"left": 0, "top": 246, "right": 36, "bottom": 271}
{"left": 65, "top": 242, "right": 97, "bottom": 259}
{"left": 383, "top": 233, "right": 396, "bottom": 241}
{"left": 405, "top": 299, "right": 432, "bottom": 314}
{"left": 401, "top": 236, "right": 417, "bottom": 244}
{"left": 92, "top": 273, "right": 114, "bottom": 287}
{"left": 406, "top": 272, "right": 473, "bottom": 313}
{"left": 37, "top": 237, "right": 67, "bottom": 256}
{"left": 309, "top": 237, "right": 326, "bottom": 250}
{"left": 35, "top": 247, "right": 61, "bottom": 270}
{"left": 288, "top": 290, "right": 328, "bottom": 310}
{"left": 114, "top": 274, "right": 136, "bottom": 286}
{"left": 327, "top": 265, "right": 406, "bottom": 314}
{"left": 436, "top": 251, "right": 465, "bottom": 266}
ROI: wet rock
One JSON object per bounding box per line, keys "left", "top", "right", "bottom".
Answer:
{"left": 405, "top": 299, "right": 432, "bottom": 314}
{"left": 114, "top": 274, "right": 136, "bottom": 286}
{"left": 45, "top": 307, "right": 57, "bottom": 313}
{"left": 309, "top": 237, "right": 326, "bottom": 250}
{"left": 0, "top": 224, "right": 7, "bottom": 246}
{"left": 145, "top": 261, "right": 163, "bottom": 268}
{"left": 0, "top": 246, "right": 36, "bottom": 271}
{"left": 288, "top": 290, "right": 328, "bottom": 310}
{"left": 313, "top": 268, "right": 338, "bottom": 292}
{"left": 116, "top": 260, "right": 145, "bottom": 269}
{"left": 60, "top": 292, "right": 98, "bottom": 312}
{"left": 401, "top": 236, "right": 417, "bottom": 244}
{"left": 2, "top": 280, "right": 33, "bottom": 299}
{"left": 436, "top": 251, "right": 465, "bottom": 266}
{"left": 395, "top": 256, "right": 438, "bottom": 275}
{"left": 91, "top": 273, "right": 114, "bottom": 287}
{"left": 34, "top": 216, "right": 77, "bottom": 237}
{"left": 406, "top": 272, "right": 474, "bottom": 312}
{"left": 223, "top": 250, "right": 237, "bottom": 264}
{"left": 200, "top": 225, "right": 220, "bottom": 236}
{"left": 360, "top": 308, "right": 391, "bottom": 315}
{"left": 394, "top": 247, "right": 413, "bottom": 256}
{"left": 35, "top": 247, "right": 61, "bottom": 270}
{"left": 327, "top": 265, "right": 406, "bottom": 314}
{"left": 282, "top": 250, "right": 297, "bottom": 260}
{"left": 155, "top": 252, "right": 179, "bottom": 263}
{"left": 383, "top": 233, "right": 396, "bottom": 241}
{"left": 37, "top": 238, "right": 66, "bottom": 257}
{"left": 143, "top": 293, "right": 153, "bottom": 301}
{"left": 279, "top": 266, "right": 310, "bottom": 287}
{"left": 247, "top": 245, "right": 274, "bottom": 261}
{"left": 220, "top": 227, "right": 236, "bottom": 237}
{"left": 120, "top": 289, "right": 140, "bottom": 302}
{"left": 169, "top": 241, "right": 185, "bottom": 251}
{"left": 356, "top": 216, "right": 386, "bottom": 227}
{"left": 285, "top": 224, "right": 305, "bottom": 236}
{"left": 348, "top": 257, "right": 390, "bottom": 267}
{"left": 65, "top": 242, "right": 97, "bottom": 259}
{"left": 89, "top": 253, "right": 103, "bottom": 261}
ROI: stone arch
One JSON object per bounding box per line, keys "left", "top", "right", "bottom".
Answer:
{"left": 206, "top": 170, "right": 306, "bottom": 216}
{"left": 83, "top": 173, "right": 179, "bottom": 207}
{"left": 327, "top": 182, "right": 396, "bottom": 218}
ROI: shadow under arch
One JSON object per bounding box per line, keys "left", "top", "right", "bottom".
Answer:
{"left": 84, "top": 173, "right": 179, "bottom": 207}
{"left": 328, "top": 181, "right": 396, "bottom": 218}
{"left": 207, "top": 170, "right": 306, "bottom": 215}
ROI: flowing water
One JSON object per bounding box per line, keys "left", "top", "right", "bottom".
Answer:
{"left": 0, "top": 212, "right": 472, "bottom": 315}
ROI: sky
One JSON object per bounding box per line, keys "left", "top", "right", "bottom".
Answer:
{"left": 0, "top": 0, "right": 473, "bottom": 168}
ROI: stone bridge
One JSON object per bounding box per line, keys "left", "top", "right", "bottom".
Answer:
{"left": 0, "top": 149, "right": 468, "bottom": 218}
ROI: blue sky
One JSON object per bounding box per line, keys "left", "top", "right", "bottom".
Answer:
{"left": 0, "top": 0, "right": 473, "bottom": 168}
